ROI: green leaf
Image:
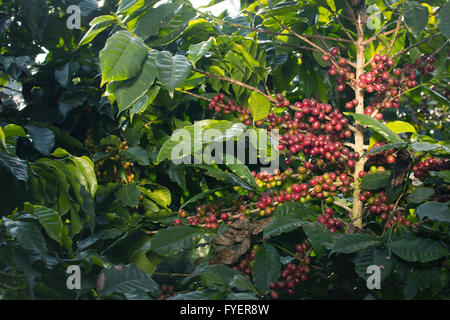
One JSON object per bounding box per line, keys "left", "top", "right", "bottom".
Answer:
{"left": 438, "top": 1, "right": 450, "bottom": 38}
{"left": 115, "top": 58, "right": 157, "bottom": 114}
{"left": 156, "top": 120, "right": 247, "bottom": 163}
{"left": 194, "top": 164, "right": 255, "bottom": 190}
{"left": 139, "top": 184, "right": 171, "bottom": 208}
{"left": 385, "top": 121, "right": 416, "bottom": 134}
{"left": 248, "top": 91, "right": 271, "bottom": 123}
{"left": 156, "top": 51, "right": 192, "bottom": 96}
{"left": 51, "top": 147, "right": 70, "bottom": 158}
{"left": 349, "top": 113, "right": 402, "bottom": 143}
{"left": 150, "top": 226, "right": 203, "bottom": 256}
{"left": 20, "top": 0, "right": 48, "bottom": 39}
{"left": 429, "top": 170, "right": 450, "bottom": 183}
{"left": 225, "top": 158, "right": 258, "bottom": 190}
{"left": 361, "top": 142, "right": 408, "bottom": 158}
{"left": 302, "top": 221, "right": 338, "bottom": 257}
{"left": 24, "top": 126, "right": 55, "bottom": 156}
{"left": 3, "top": 218, "right": 48, "bottom": 257}
{"left": 33, "top": 206, "right": 64, "bottom": 245}
{"left": 360, "top": 171, "right": 390, "bottom": 190}
{"left": 2, "top": 124, "right": 27, "bottom": 138}
{"left": 0, "top": 126, "right": 5, "bottom": 148}
{"left": 264, "top": 217, "right": 303, "bottom": 238}
{"left": 403, "top": 1, "right": 428, "bottom": 37}
{"left": 116, "top": 183, "right": 140, "bottom": 207}
{"left": 354, "top": 247, "right": 393, "bottom": 282}
{"left": 100, "top": 264, "right": 159, "bottom": 299}
{"left": 273, "top": 202, "right": 312, "bottom": 218}
{"left": 409, "top": 142, "right": 442, "bottom": 153}
{"left": 130, "top": 86, "right": 161, "bottom": 120}
{"left": 416, "top": 201, "right": 450, "bottom": 223}
{"left": 132, "top": 2, "right": 179, "bottom": 40}
{"left": 390, "top": 238, "right": 448, "bottom": 263}
{"left": 180, "top": 188, "right": 224, "bottom": 209}
{"left": 251, "top": 243, "right": 281, "bottom": 291}
{"left": 332, "top": 234, "right": 381, "bottom": 254}
{"left": 147, "top": 5, "right": 196, "bottom": 46}
{"left": 188, "top": 37, "right": 214, "bottom": 67}
{"left": 168, "top": 163, "right": 187, "bottom": 190}
{"left": 0, "top": 152, "right": 28, "bottom": 181}
{"left": 202, "top": 264, "right": 256, "bottom": 292}
{"left": 117, "top": 0, "right": 143, "bottom": 13}
{"left": 54, "top": 62, "right": 79, "bottom": 88}
{"left": 121, "top": 146, "right": 151, "bottom": 166}
{"left": 129, "top": 235, "right": 160, "bottom": 275}
{"left": 99, "top": 31, "right": 147, "bottom": 85}
{"left": 70, "top": 156, "right": 97, "bottom": 197}
{"left": 407, "top": 187, "right": 435, "bottom": 204}
{"left": 78, "top": 19, "right": 115, "bottom": 48}
{"left": 80, "top": 187, "right": 96, "bottom": 234}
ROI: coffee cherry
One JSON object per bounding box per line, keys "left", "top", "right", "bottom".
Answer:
{"left": 270, "top": 291, "right": 280, "bottom": 300}
{"left": 330, "top": 47, "right": 339, "bottom": 56}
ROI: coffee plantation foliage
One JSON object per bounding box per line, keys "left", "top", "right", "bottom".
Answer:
{"left": 0, "top": 0, "right": 449, "bottom": 300}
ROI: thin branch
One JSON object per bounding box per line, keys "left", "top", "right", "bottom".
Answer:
{"left": 430, "top": 39, "right": 449, "bottom": 60}
{"left": 192, "top": 68, "right": 276, "bottom": 103}
{"left": 392, "top": 32, "right": 442, "bottom": 58}
{"left": 154, "top": 272, "right": 201, "bottom": 277}
{"left": 0, "top": 85, "right": 22, "bottom": 94}
{"left": 324, "top": 5, "right": 357, "bottom": 44}
{"left": 333, "top": 200, "right": 352, "bottom": 213}
{"left": 263, "top": 7, "right": 343, "bottom": 69}
{"left": 274, "top": 41, "right": 321, "bottom": 53}
{"left": 387, "top": 13, "right": 403, "bottom": 56}
{"left": 344, "top": 0, "right": 357, "bottom": 24}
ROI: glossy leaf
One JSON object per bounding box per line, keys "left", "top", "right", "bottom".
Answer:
{"left": 251, "top": 243, "right": 281, "bottom": 290}
{"left": 99, "top": 31, "right": 147, "bottom": 85}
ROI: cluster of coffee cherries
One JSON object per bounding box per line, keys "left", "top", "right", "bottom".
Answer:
{"left": 268, "top": 240, "right": 312, "bottom": 299}
{"left": 158, "top": 284, "right": 176, "bottom": 300}
{"left": 384, "top": 209, "right": 412, "bottom": 230}
{"left": 253, "top": 168, "right": 288, "bottom": 190}
{"left": 359, "top": 190, "right": 392, "bottom": 216}
{"left": 358, "top": 190, "right": 413, "bottom": 230}
{"left": 173, "top": 194, "right": 261, "bottom": 227}
{"left": 208, "top": 93, "right": 252, "bottom": 125}
{"left": 317, "top": 208, "right": 344, "bottom": 232}
{"left": 325, "top": 47, "right": 354, "bottom": 93}
{"left": 231, "top": 245, "right": 260, "bottom": 276}
{"left": 364, "top": 142, "right": 397, "bottom": 164}
{"left": 412, "top": 157, "right": 450, "bottom": 203}
{"left": 413, "top": 157, "right": 450, "bottom": 180}
{"left": 365, "top": 54, "right": 437, "bottom": 117}
{"left": 174, "top": 204, "right": 233, "bottom": 229}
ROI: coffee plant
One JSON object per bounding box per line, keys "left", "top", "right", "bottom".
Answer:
{"left": 0, "top": 0, "right": 449, "bottom": 300}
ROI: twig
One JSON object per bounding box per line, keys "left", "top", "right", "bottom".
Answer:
{"left": 0, "top": 85, "right": 22, "bottom": 94}
{"left": 430, "top": 39, "right": 449, "bottom": 60}
{"left": 333, "top": 200, "right": 352, "bottom": 213}
{"left": 392, "top": 32, "right": 442, "bottom": 58}
{"left": 324, "top": 5, "right": 357, "bottom": 44}
{"left": 192, "top": 68, "right": 276, "bottom": 103}
{"left": 387, "top": 13, "right": 403, "bottom": 56}
{"left": 153, "top": 272, "right": 201, "bottom": 277}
